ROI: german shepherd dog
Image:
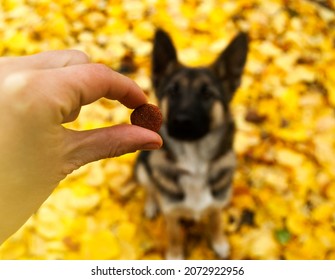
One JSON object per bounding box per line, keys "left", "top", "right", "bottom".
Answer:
{"left": 135, "top": 29, "right": 248, "bottom": 259}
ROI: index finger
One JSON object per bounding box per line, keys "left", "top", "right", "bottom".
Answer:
{"left": 0, "top": 50, "right": 90, "bottom": 71}
{"left": 39, "top": 63, "right": 148, "bottom": 121}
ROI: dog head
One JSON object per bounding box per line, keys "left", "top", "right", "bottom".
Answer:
{"left": 152, "top": 29, "right": 248, "bottom": 141}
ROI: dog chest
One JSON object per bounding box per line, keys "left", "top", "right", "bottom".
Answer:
{"left": 158, "top": 142, "right": 235, "bottom": 220}
{"left": 137, "top": 126, "right": 236, "bottom": 220}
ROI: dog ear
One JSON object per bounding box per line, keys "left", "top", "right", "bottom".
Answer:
{"left": 211, "top": 32, "right": 248, "bottom": 102}
{"left": 152, "top": 29, "right": 179, "bottom": 90}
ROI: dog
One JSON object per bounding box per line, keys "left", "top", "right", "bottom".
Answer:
{"left": 134, "top": 29, "right": 248, "bottom": 259}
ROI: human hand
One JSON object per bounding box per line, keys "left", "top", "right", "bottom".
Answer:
{"left": 0, "top": 50, "right": 162, "bottom": 244}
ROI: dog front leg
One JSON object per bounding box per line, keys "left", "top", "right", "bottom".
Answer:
{"left": 165, "top": 215, "right": 184, "bottom": 260}
{"left": 144, "top": 188, "right": 159, "bottom": 219}
{"left": 209, "top": 209, "right": 230, "bottom": 259}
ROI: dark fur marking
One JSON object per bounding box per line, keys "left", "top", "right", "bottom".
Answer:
{"left": 136, "top": 151, "right": 184, "bottom": 201}
{"left": 209, "top": 167, "right": 234, "bottom": 186}
{"left": 210, "top": 172, "right": 233, "bottom": 199}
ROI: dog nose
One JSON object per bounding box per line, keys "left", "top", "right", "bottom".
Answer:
{"left": 173, "top": 114, "right": 193, "bottom": 128}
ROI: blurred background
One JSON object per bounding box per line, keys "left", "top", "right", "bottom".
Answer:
{"left": 0, "top": 0, "right": 334, "bottom": 260}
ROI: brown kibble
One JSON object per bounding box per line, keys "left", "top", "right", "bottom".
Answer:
{"left": 130, "top": 103, "right": 162, "bottom": 132}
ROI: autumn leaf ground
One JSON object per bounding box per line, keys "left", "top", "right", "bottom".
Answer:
{"left": 0, "top": 0, "right": 334, "bottom": 260}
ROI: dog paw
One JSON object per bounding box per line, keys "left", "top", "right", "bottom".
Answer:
{"left": 165, "top": 251, "right": 184, "bottom": 260}
{"left": 212, "top": 239, "right": 230, "bottom": 259}
{"left": 144, "top": 200, "right": 159, "bottom": 219}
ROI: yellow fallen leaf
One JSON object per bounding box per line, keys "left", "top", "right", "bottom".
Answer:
{"left": 34, "top": 207, "right": 67, "bottom": 239}
{"left": 286, "top": 212, "right": 310, "bottom": 236}
{"left": 234, "top": 228, "right": 280, "bottom": 260}
{"left": 117, "top": 222, "right": 137, "bottom": 242}
{"left": 312, "top": 202, "right": 335, "bottom": 222}
{"left": 275, "top": 148, "right": 305, "bottom": 168}
{"left": 80, "top": 230, "right": 121, "bottom": 259}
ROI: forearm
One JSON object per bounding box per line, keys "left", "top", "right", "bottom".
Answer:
{"left": 0, "top": 182, "right": 56, "bottom": 244}
{"left": 0, "top": 148, "right": 59, "bottom": 244}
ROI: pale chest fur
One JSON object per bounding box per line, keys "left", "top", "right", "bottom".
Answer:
{"left": 156, "top": 127, "right": 236, "bottom": 220}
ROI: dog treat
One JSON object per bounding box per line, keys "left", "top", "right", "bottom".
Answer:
{"left": 130, "top": 103, "right": 162, "bottom": 132}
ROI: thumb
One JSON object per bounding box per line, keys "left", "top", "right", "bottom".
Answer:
{"left": 64, "top": 124, "right": 162, "bottom": 172}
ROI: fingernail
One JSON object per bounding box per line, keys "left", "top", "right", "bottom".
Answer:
{"left": 141, "top": 143, "right": 162, "bottom": 150}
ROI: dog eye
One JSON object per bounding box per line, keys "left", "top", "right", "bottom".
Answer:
{"left": 200, "top": 84, "right": 214, "bottom": 100}
{"left": 166, "top": 82, "right": 179, "bottom": 97}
